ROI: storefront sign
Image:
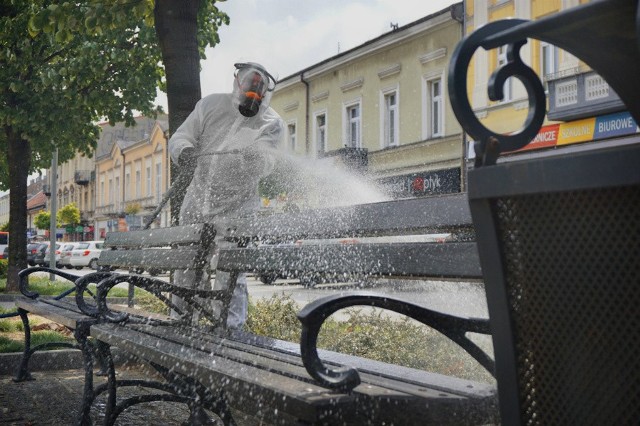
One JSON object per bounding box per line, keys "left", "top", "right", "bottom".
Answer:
{"left": 557, "top": 117, "right": 595, "bottom": 145}
{"left": 594, "top": 112, "right": 638, "bottom": 139}
{"left": 379, "top": 167, "right": 461, "bottom": 198}
{"left": 515, "top": 111, "right": 639, "bottom": 152}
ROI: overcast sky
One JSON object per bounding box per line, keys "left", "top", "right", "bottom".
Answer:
{"left": 156, "top": 0, "right": 458, "bottom": 109}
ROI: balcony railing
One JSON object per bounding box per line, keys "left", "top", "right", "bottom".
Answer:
{"left": 74, "top": 170, "right": 94, "bottom": 185}
{"left": 547, "top": 69, "right": 626, "bottom": 121}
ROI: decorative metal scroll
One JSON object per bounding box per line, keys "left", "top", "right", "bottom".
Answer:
{"left": 448, "top": 0, "right": 640, "bottom": 167}
{"left": 298, "top": 292, "right": 494, "bottom": 392}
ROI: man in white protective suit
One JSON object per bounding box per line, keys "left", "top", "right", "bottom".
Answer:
{"left": 168, "top": 62, "right": 284, "bottom": 328}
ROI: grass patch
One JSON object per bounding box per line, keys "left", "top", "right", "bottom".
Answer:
{"left": 1, "top": 276, "right": 139, "bottom": 298}
{"left": 0, "top": 331, "right": 74, "bottom": 353}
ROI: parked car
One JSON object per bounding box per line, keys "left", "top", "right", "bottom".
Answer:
{"left": 43, "top": 242, "right": 62, "bottom": 267}
{"left": 58, "top": 242, "right": 82, "bottom": 269}
{"left": 0, "top": 246, "right": 7, "bottom": 260}
{"left": 27, "top": 243, "right": 42, "bottom": 266}
{"left": 33, "top": 242, "right": 49, "bottom": 266}
{"left": 68, "top": 241, "right": 104, "bottom": 270}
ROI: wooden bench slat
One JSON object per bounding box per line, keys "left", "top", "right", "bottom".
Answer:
{"left": 91, "top": 323, "right": 357, "bottom": 424}
{"left": 15, "top": 299, "right": 96, "bottom": 329}
{"left": 189, "top": 328, "right": 495, "bottom": 398}
{"left": 94, "top": 323, "right": 492, "bottom": 425}
{"left": 133, "top": 324, "right": 495, "bottom": 400}
{"left": 103, "top": 223, "right": 214, "bottom": 248}
{"left": 226, "top": 193, "right": 473, "bottom": 240}
{"left": 218, "top": 242, "right": 482, "bottom": 279}
{"left": 98, "top": 248, "right": 204, "bottom": 270}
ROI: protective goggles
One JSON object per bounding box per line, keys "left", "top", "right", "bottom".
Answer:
{"left": 234, "top": 63, "right": 276, "bottom": 100}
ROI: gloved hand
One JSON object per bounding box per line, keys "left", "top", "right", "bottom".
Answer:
{"left": 179, "top": 147, "right": 196, "bottom": 168}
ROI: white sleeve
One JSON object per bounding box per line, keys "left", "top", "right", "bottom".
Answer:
{"left": 168, "top": 99, "right": 205, "bottom": 164}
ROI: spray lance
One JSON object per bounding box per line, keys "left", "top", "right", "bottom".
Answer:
{"left": 142, "top": 148, "right": 242, "bottom": 229}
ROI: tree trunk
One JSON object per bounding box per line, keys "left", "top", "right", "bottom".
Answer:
{"left": 154, "top": 0, "right": 202, "bottom": 224}
{"left": 5, "top": 126, "right": 30, "bottom": 293}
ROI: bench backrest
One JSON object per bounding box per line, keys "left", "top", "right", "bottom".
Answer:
{"left": 216, "top": 193, "right": 482, "bottom": 281}
{"left": 468, "top": 142, "right": 640, "bottom": 424}
{"left": 99, "top": 223, "right": 216, "bottom": 272}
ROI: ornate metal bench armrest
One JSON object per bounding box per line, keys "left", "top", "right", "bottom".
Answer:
{"left": 74, "top": 272, "right": 117, "bottom": 316}
{"left": 297, "top": 292, "right": 494, "bottom": 392}
{"left": 18, "top": 266, "right": 81, "bottom": 299}
{"left": 95, "top": 273, "right": 228, "bottom": 326}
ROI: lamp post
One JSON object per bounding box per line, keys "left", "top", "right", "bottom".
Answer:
{"left": 49, "top": 148, "right": 58, "bottom": 281}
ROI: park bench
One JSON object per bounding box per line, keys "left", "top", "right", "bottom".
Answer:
{"left": 85, "top": 192, "right": 500, "bottom": 425}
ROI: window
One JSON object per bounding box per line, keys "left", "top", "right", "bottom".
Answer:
{"left": 100, "top": 176, "right": 105, "bottom": 206}
{"left": 108, "top": 178, "right": 113, "bottom": 205}
{"left": 155, "top": 160, "right": 162, "bottom": 202}
{"left": 497, "top": 45, "right": 512, "bottom": 102}
{"left": 315, "top": 113, "right": 327, "bottom": 154}
{"left": 540, "top": 42, "right": 557, "bottom": 78}
{"left": 135, "top": 161, "right": 141, "bottom": 199}
{"left": 114, "top": 176, "right": 120, "bottom": 211}
{"left": 346, "top": 103, "right": 361, "bottom": 148}
{"left": 427, "top": 78, "right": 443, "bottom": 138}
{"left": 124, "top": 166, "right": 131, "bottom": 201}
{"left": 145, "top": 158, "right": 152, "bottom": 197}
{"left": 287, "top": 123, "right": 296, "bottom": 151}
{"left": 383, "top": 91, "right": 398, "bottom": 147}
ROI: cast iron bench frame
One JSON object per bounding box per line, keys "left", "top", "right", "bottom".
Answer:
{"left": 87, "top": 192, "right": 499, "bottom": 425}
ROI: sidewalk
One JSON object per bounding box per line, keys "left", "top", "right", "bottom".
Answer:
{"left": 0, "top": 367, "right": 194, "bottom": 425}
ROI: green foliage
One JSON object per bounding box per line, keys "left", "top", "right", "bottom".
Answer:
{"left": 245, "top": 295, "right": 494, "bottom": 383}
{"left": 246, "top": 294, "right": 302, "bottom": 342}
{"left": 0, "top": 331, "right": 74, "bottom": 353}
{"left": 34, "top": 210, "right": 51, "bottom": 230}
{"left": 0, "top": 260, "right": 7, "bottom": 278}
{"left": 1, "top": 0, "right": 229, "bottom": 191}
{"left": 0, "top": 222, "right": 8, "bottom": 232}
{"left": 57, "top": 202, "right": 80, "bottom": 226}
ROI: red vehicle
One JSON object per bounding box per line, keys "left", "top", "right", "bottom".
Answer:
{"left": 0, "top": 231, "right": 8, "bottom": 259}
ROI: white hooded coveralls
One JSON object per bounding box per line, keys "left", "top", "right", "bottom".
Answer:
{"left": 169, "top": 92, "right": 284, "bottom": 328}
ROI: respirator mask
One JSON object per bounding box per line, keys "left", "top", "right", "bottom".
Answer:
{"left": 233, "top": 62, "right": 277, "bottom": 117}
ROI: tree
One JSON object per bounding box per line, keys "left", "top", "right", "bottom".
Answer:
{"left": 1, "top": 0, "right": 228, "bottom": 292}
{"left": 57, "top": 202, "right": 80, "bottom": 227}
{"left": 34, "top": 211, "right": 51, "bottom": 231}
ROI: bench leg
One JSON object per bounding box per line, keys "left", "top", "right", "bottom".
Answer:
{"left": 13, "top": 308, "right": 34, "bottom": 382}
{"left": 75, "top": 326, "right": 95, "bottom": 426}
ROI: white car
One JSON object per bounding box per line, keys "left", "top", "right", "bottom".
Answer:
{"left": 43, "top": 242, "right": 62, "bottom": 267}
{"left": 68, "top": 241, "right": 104, "bottom": 270}
{"left": 58, "top": 242, "right": 82, "bottom": 269}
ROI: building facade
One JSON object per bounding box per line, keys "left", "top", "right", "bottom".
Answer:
{"left": 465, "top": 0, "right": 638, "bottom": 161}
{"left": 94, "top": 117, "right": 170, "bottom": 238}
{"left": 269, "top": 3, "right": 466, "bottom": 200}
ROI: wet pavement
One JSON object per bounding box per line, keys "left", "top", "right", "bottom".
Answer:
{"left": 0, "top": 367, "right": 195, "bottom": 425}
{"left": 0, "top": 365, "right": 262, "bottom": 425}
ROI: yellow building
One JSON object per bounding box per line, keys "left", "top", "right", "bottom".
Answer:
{"left": 270, "top": 3, "right": 466, "bottom": 200}
{"left": 94, "top": 116, "right": 170, "bottom": 238}
{"left": 49, "top": 151, "right": 96, "bottom": 241}
{"left": 465, "top": 0, "right": 637, "bottom": 159}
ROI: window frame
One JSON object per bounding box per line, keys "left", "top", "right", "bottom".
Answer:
{"left": 380, "top": 86, "right": 399, "bottom": 148}
{"left": 314, "top": 110, "right": 328, "bottom": 155}
{"left": 343, "top": 99, "right": 362, "bottom": 148}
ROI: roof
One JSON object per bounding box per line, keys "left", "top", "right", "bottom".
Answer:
{"left": 27, "top": 191, "right": 47, "bottom": 211}
{"left": 94, "top": 114, "right": 168, "bottom": 161}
